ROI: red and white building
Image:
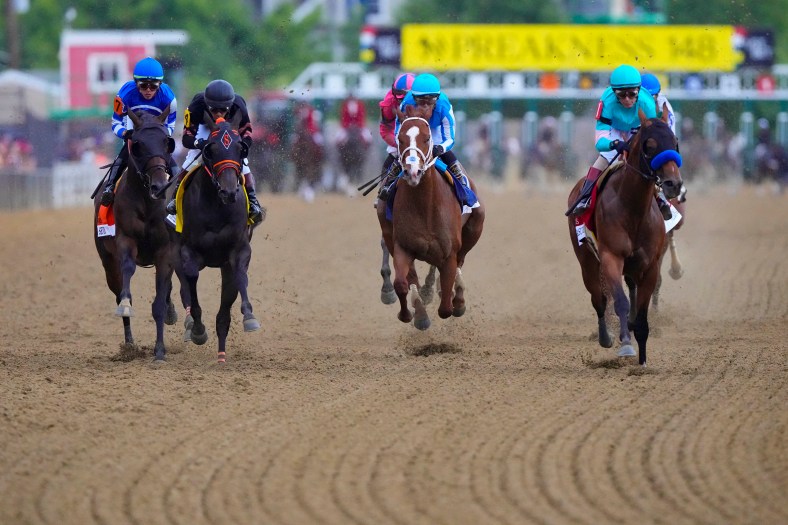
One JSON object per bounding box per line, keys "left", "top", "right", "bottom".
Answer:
{"left": 59, "top": 29, "right": 188, "bottom": 110}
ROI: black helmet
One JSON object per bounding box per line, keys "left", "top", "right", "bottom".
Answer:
{"left": 204, "top": 79, "right": 235, "bottom": 110}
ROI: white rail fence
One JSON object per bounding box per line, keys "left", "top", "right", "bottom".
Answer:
{"left": 0, "top": 162, "right": 101, "bottom": 210}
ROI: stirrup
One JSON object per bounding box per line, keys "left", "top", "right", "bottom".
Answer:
{"left": 100, "top": 187, "right": 114, "bottom": 206}
{"left": 568, "top": 198, "right": 589, "bottom": 217}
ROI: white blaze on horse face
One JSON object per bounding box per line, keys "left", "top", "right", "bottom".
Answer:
{"left": 404, "top": 126, "right": 423, "bottom": 184}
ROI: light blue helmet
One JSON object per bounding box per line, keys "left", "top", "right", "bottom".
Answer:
{"left": 640, "top": 73, "right": 661, "bottom": 96}
{"left": 133, "top": 57, "right": 164, "bottom": 81}
{"left": 411, "top": 73, "right": 441, "bottom": 97}
{"left": 610, "top": 64, "right": 641, "bottom": 89}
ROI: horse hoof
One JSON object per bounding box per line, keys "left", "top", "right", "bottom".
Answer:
{"left": 617, "top": 345, "right": 636, "bottom": 357}
{"left": 669, "top": 268, "right": 684, "bottom": 280}
{"left": 243, "top": 317, "right": 261, "bottom": 332}
{"left": 381, "top": 289, "right": 397, "bottom": 305}
{"left": 599, "top": 335, "right": 614, "bottom": 349}
{"left": 397, "top": 310, "right": 413, "bottom": 324}
{"left": 414, "top": 317, "right": 431, "bottom": 331}
{"left": 452, "top": 305, "right": 466, "bottom": 317}
{"left": 191, "top": 329, "right": 208, "bottom": 346}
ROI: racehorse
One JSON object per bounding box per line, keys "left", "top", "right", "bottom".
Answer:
{"left": 377, "top": 104, "right": 485, "bottom": 329}
{"left": 174, "top": 114, "right": 261, "bottom": 363}
{"left": 568, "top": 110, "right": 683, "bottom": 365}
{"left": 336, "top": 124, "right": 370, "bottom": 189}
{"left": 289, "top": 125, "right": 324, "bottom": 200}
{"left": 93, "top": 109, "right": 178, "bottom": 360}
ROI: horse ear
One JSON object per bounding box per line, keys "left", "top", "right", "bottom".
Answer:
{"left": 127, "top": 110, "right": 142, "bottom": 128}
{"left": 661, "top": 103, "right": 670, "bottom": 124}
{"left": 230, "top": 111, "right": 243, "bottom": 129}
{"left": 204, "top": 111, "right": 218, "bottom": 130}
{"left": 167, "top": 137, "right": 175, "bottom": 154}
{"left": 638, "top": 107, "right": 647, "bottom": 126}
{"left": 394, "top": 104, "right": 405, "bottom": 122}
{"left": 158, "top": 106, "right": 171, "bottom": 124}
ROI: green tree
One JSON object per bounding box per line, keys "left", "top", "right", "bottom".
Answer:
{"left": 396, "top": 0, "right": 566, "bottom": 24}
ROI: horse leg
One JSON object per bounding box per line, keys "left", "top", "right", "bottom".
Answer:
{"left": 578, "top": 252, "right": 612, "bottom": 348}
{"left": 458, "top": 201, "right": 485, "bottom": 268}
{"left": 380, "top": 238, "right": 396, "bottom": 305}
{"left": 181, "top": 247, "right": 208, "bottom": 345}
{"left": 233, "top": 244, "right": 260, "bottom": 332}
{"left": 101, "top": 251, "right": 134, "bottom": 344}
{"left": 625, "top": 275, "right": 637, "bottom": 328}
{"left": 452, "top": 267, "right": 466, "bottom": 317}
{"left": 165, "top": 279, "right": 178, "bottom": 326}
{"left": 668, "top": 232, "right": 684, "bottom": 280}
{"left": 600, "top": 252, "right": 634, "bottom": 357}
{"left": 419, "top": 265, "right": 436, "bottom": 305}
{"left": 217, "top": 265, "right": 240, "bottom": 363}
{"left": 409, "top": 283, "right": 430, "bottom": 331}
{"left": 437, "top": 260, "right": 459, "bottom": 319}
{"left": 115, "top": 240, "right": 138, "bottom": 318}
{"left": 151, "top": 260, "right": 172, "bottom": 361}
{"left": 391, "top": 244, "right": 414, "bottom": 324}
{"left": 173, "top": 260, "right": 193, "bottom": 342}
{"left": 633, "top": 266, "right": 660, "bottom": 366}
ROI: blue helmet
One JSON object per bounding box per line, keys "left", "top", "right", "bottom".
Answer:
{"left": 640, "top": 73, "right": 661, "bottom": 96}
{"left": 133, "top": 57, "right": 164, "bottom": 81}
{"left": 411, "top": 73, "right": 441, "bottom": 97}
{"left": 610, "top": 64, "right": 641, "bottom": 89}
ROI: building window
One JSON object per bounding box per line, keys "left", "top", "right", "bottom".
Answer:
{"left": 87, "top": 53, "right": 128, "bottom": 94}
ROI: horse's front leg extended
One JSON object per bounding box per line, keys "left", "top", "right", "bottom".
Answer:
{"left": 668, "top": 232, "right": 684, "bottom": 279}
{"left": 217, "top": 265, "right": 240, "bottom": 363}
{"left": 380, "top": 238, "right": 396, "bottom": 305}
{"left": 116, "top": 239, "right": 138, "bottom": 317}
{"left": 391, "top": 245, "right": 414, "bottom": 324}
{"left": 233, "top": 244, "right": 259, "bottom": 332}
{"left": 437, "top": 259, "right": 458, "bottom": 319}
{"left": 151, "top": 260, "right": 173, "bottom": 361}
{"left": 181, "top": 247, "right": 208, "bottom": 345}
{"left": 600, "top": 252, "right": 634, "bottom": 357}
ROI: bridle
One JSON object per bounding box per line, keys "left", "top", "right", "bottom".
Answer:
{"left": 623, "top": 125, "right": 682, "bottom": 188}
{"left": 202, "top": 127, "right": 243, "bottom": 193}
{"left": 397, "top": 117, "right": 438, "bottom": 179}
{"left": 125, "top": 127, "right": 172, "bottom": 196}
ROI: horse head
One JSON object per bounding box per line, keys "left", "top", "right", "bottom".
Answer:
{"left": 631, "top": 109, "right": 684, "bottom": 200}
{"left": 126, "top": 108, "right": 175, "bottom": 199}
{"left": 395, "top": 105, "right": 433, "bottom": 186}
{"left": 203, "top": 113, "right": 246, "bottom": 205}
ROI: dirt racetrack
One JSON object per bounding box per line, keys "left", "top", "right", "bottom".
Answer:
{"left": 0, "top": 181, "right": 786, "bottom": 525}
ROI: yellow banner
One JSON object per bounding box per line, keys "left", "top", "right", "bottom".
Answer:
{"left": 401, "top": 25, "right": 743, "bottom": 72}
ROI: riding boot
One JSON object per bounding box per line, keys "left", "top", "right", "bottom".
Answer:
{"left": 166, "top": 170, "right": 185, "bottom": 215}
{"left": 377, "top": 157, "right": 401, "bottom": 202}
{"left": 566, "top": 167, "right": 603, "bottom": 216}
{"left": 100, "top": 161, "right": 124, "bottom": 207}
{"left": 245, "top": 176, "right": 265, "bottom": 224}
{"left": 656, "top": 189, "right": 673, "bottom": 220}
{"left": 447, "top": 161, "right": 470, "bottom": 187}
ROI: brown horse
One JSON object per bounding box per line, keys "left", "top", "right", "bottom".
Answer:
{"left": 652, "top": 192, "right": 687, "bottom": 310}
{"left": 568, "top": 110, "right": 683, "bottom": 365}
{"left": 336, "top": 124, "right": 370, "bottom": 189}
{"left": 93, "top": 109, "right": 177, "bottom": 360}
{"left": 377, "top": 105, "right": 485, "bottom": 329}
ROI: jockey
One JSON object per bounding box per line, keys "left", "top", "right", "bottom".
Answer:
{"left": 396, "top": 73, "right": 474, "bottom": 197}
{"left": 376, "top": 72, "right": 414, "bottom": 201}
{"left": 294, "top": 100, "right": 324, "bottom": 145}
{"left": 100, "top": 57, "right": 178, "bottom": 206}
{"left": 566, "top": 64, "right": 672, "bottom": 221}
{"left": 336, "top": 92, "right": 372, "bottom": 145}
{"left": 166, "top": 79, "right": 264, "bottom": 224}
{"left": 642, "top": 72, "right": 686, "bottom": 204}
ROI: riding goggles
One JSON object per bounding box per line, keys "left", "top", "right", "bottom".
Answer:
{"left": 614, "top": 88, "right": 640, "bottom": 100}
{"left": 136, "top": 80, "right": 161, "bottom": 91}
{"left": 209, "top": 106, "right": 230, "bottom": 114}
{"left": 392, "top": 89, "right": 407, "bottom": 98}
{"left": 414, "top": 94, "right": 439, "bottom": 103}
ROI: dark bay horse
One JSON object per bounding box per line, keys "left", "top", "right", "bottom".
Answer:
{"left": 652, "top": 192, "right": 686, "bottom": 310}
{"left": 175, "top": 115, "right": 261, "bottom": 363}
{"left": 289, "top": 126, "right": 324, "bottom": 199}
{"left": 568, "top": 110, "right": 683, "bottom": 365}
{"left": 336, "top": 124, "right": 370, "bottom": 188}
{"left": 93, "top": 109, "right": 178, "bottom": 360}
{"left": 377, "top": 105, "right": 485, "bottom": 329}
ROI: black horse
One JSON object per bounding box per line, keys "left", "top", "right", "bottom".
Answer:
{"left": 93, "top": 109, "right": 178, "bottom": 360}
{"left": 174, "top": 115, "right": 262, "bottom": 363}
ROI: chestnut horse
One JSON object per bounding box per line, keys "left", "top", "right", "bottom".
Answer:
{"left": 377, "top": 105, "right": 485, "bottom": 329}
{"left": 651, "top": 192, "right": 687, "bottom": 310}
{"left": 568, "top": 110, "right": 683, "bottom": 365}
{"left": 174, "top": 115, "right": 261, "bottom": 363}
{"left": 93, "top": 109, "right": 178, "bottom": 360}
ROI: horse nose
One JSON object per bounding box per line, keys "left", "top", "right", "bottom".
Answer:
{"left": 662, "top": 179, "right": 682, "bottom": 199}
{"left": 150, "top": 183, "right": 165, "bottom": 198}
